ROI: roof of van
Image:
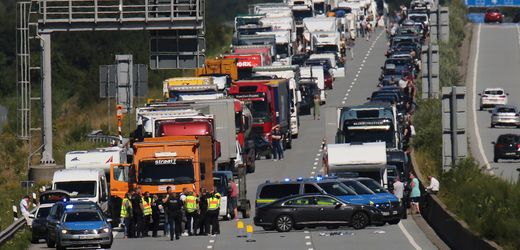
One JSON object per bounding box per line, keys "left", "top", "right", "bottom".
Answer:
{"left": 52, "top": 169, "right": 104, "bottom": 182}
{"left": 327, "top": 142, "right": 387, "bottom": 167}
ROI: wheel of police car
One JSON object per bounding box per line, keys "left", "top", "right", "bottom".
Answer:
{"left": 351, "top": 212, "right": 369, "bottom": 230}
{"left": 275, "top": 214, "right": 294, "bottom": 232}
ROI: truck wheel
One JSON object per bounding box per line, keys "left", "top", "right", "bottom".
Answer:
{"left": 286, "top": 135, "right": 293, "bottom": 149}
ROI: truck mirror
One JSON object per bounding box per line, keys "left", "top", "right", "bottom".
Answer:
{"left": 214, "top": 141, "right": 222, "bottom": 161}
{"left": 129, "top": 165, "right": 136, "bottom": 183}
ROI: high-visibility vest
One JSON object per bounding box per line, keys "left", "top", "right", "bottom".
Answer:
{"left": 185, "top": 195, "right": 199, "bottom": 213}
{"left": 207, "top": 193, "right": 221, "bottom": 211}
{"left": 120, "top": 198, "right": 132, "bottom": 218}
{"left": 142, "top": 197, "right": 152, "bottom": 216}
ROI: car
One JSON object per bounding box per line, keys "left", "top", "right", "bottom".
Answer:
{"left": 484, "top": 9, "right": 504, "bottom": 23}
{"left": 479, "top": 88, "right": 508, "bottom": 110}
{"left": 31, "top": 190, "right": 70, "bottom": 243}
{"left": 490, "top": 105, "right": 520, "bottom": 128}
{"left": 254, "top": 194, "right": 384, "bottom": 232}
{"left": 493, "top": 134, "right": 520, "bottom": 163}
{"left": 46, "top": 201, "right": 112, "bottom": 250}
{"left": 407, "top": 13, "right": 429, "bottom": 26}
{"left": 355, "top": 177, "right": 398, "bottom": 202}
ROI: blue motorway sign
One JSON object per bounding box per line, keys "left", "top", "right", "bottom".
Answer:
{"left": 465, "top": 0, "right": 520, "bottom": 7}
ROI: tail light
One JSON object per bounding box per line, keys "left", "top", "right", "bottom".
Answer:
{"left": 499, "top": 95, "right": 506, "bottom": 98}
{"left": 515, "top": 114, "right": 519, "bottom": 117}
{"left": 496, "top": 144, "right": 505, "bottom": 149}
{"left": 482, "top": 95, "right": 488, "bottom": 98}
{"left": 517, "top": 144, "right": 520, "bottom": 149}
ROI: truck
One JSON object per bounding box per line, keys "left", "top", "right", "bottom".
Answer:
{"left": 309, "top": 52, "right": 345, "bottom": 77}
{"left": 300, "top": 66, "right": 326, "bottom": 103}
{"left": 256, "top": 30, "right": 293, "bottom": 63}
{"left": 298, "top": 77, "right": 321, "bottom": 114}
{"left": 65, "top": 147, "right": 127, "bottom": 178}
{"left": 52, "top": 169, "right": 110, "bottom": 213}
{"left": 234, "top": 34, "right": 277, "bottom": 58}
{"left": 223, "top": 53, "right": 268, "bottom": 79}
{"left": 252, "top": 65, "right": 302, "bottom": 138}
{"left": 323, "top": 142, "right": 389, "bottom": 188}
{"left": 229, "top": 79, "right": 292, "bottom": 157}
{"left": 232, "top": 45, "right": 273, "bottom": 66}
{"left": 213, "top": 170, "right": 251, "bottom": 219}
{"left": 302, "top": 16, "right": 338, "bottom": 51}
{"left": 311, "top": 31, "right": 340, "bottom": 55}
{"left": 324, "top": 102, "right": 401, "bottom": 151}
{"left": 164, "top": 84, "right": 225, "bottom": 101}
{"left": 137, "top": 98, "right": 256, "bottom": 173}
{"left": 195, "top": 57, "right": 238, "bottom": 85}
{"left": 109, "top": 135, "right": 218, "bottom": 219}
{"left": 287, "top": 0, "right": 313, "bottom": 38}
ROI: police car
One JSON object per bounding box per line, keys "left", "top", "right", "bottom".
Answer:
{"left": 46, "top": 201, "right": 112, "bottom": 250}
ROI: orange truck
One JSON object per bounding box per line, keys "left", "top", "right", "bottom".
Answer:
{"left": 110, "top": 135, "right": 218, "bottom": 215}
{"left": 196, "top": 57, "right": 239, "bottom": 82}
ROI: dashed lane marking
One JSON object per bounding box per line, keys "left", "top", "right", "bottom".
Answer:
{"left": 314, "top": 162, "right": 318, "bottom": 165}
{"left": 305, "top": 236, "right": 311, "bottom": 239}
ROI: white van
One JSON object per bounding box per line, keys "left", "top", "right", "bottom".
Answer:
{"left": 52, "top": 169, "right": 109, "bottom": 212}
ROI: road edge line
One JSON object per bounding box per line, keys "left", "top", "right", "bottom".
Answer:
{"left": 398, "top": 221, "right": 423, "bottom": 250}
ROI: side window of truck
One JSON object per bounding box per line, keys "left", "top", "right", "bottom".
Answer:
{"left": 114, "top": 166, "right": 128, "bottom": 182}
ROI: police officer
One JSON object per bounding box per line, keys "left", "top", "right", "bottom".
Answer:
{"left": 163, "top": 187, "right": 183, "bottom": 240}
{"left": 131, "top": 188, "right": 144, "bottom": 238}
{"left": 150, "top": 194, "right": 161, "bottom": 237}
{"left": 205, "top": 188, "right": 221, "bottom": 236}
{"left": 142, "top": 191, "right": 152, "bottom": 237}
{"left": 198, "top": 188, "right": 209, "bottom": 235}
{"left": 120, "top": 192, "right": 133, "bottom": 239}
{"left": 184, "top": 190, "right": 199, "bottom": 236}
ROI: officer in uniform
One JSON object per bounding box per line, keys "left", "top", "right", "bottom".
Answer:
{"left": 131, "top": 188, "right": 144, "bottom": 238}
{"left": 205, "top": 188, "right": 221, "bottom": 236}
{"left": 198, "top": 188, "right": 209, "bottom": 235}
{"left": 163, "top": 187, "right": 183, "bottom": 240}
{"left": 150, "top": 194, "right": 161, "bottom": 237}
{"left": 142, "top": 191, "right": 152, "bottom": 237}
{"left": 184, "top": 190, "right": 199, "bottom": 236}
{"left": 120, "top": 192, "right": 133, "bottom": 239}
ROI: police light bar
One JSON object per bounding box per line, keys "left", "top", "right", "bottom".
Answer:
{"left": 155, "top": 152, "right": 177, "bottom": 157}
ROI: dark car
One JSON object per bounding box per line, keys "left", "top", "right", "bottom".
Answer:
{"left": 31, "top": 190, "right": 70, "bottom": 243}
{"left": 254, "top": 194, "right": 383, "bottom": 232}
{"left": 493, "top": 134, "right": 520, "bottom": 162}
{"left": 484, "top": 9, "right": 504, "bottom": 23}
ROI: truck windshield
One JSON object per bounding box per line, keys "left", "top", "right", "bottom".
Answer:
{"left": 344, "top": 129, "right": 396, "bottom": 148}
{"left": 249, "top": 101, "right": 271, "bottom": 123}
{"left": 54, "top": 181, "right": 96, "bottom": 198}
{"left": 276, "top": 44, "right": 289, "bottom": 58}
{"left": 138, "top": 159, "right": 194, "bottom": 185}
{"left": 293, "top": 10, "right": 313, "bottom": 21}
{"left": 315, "top": 45, "right": 337, "bottom": 54}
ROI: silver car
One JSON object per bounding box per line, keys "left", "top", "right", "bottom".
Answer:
{"left": 490, "top": 105, "right": 520, "bottom": 128}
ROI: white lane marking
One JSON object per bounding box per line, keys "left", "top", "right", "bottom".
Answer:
{"left": 308, "top": 248, "right": 314, "bottom": 250}
{"left": 306, "top": 242, "right": 312, "bottom": 246}
{"left": 318, "top": 149, "right": 322, "bottom": 152}
{"left": 313, "top": 166, "right": 317, "bottom": 169}
{"left": 209, "top": 239, "right": 215, "bottom": 243}
{"left": 398, "top": 222, "right": 422, "bottom": 250}
{"left": 471, "top": 24, "right": 492, "bottom": 173}
{"left": 207, "top": 246, "right": 213, "bottom": 249}
{"left": 314, "top": 162, "right": 318, "bottom": 165}
{"left": 304, "top": 231, "right": 310, "bottom": 233}
{"left": 305, "top": 235, "right": 311, "bottom": 239}
{"left": 343, "top": 97, "right": 347, "bottom": 100}
{"left": 353, "top": 78, "right": 357, "bottom": 82}
{"left": 316, "top": 153, "right": 321, "bottom": 156}
{"left": 360, "top": 63, "right": 365, "bottom": 67}
{"left": 314, "top": 158, "right": 319, "bottom": 161}
{"left": 355, "top": 74, "right": 359, "bottom": 78}
{"left": 362, "top": 59, "right": 366, "bottom": 63}
{"left": 342, "top": 101, "right": 346, "bottom": 104}
{"left": 348, "top": 89, "right": 351, "bottom": 92}
{"left": 311, "top": 171, "right": 315, "bottom": 175}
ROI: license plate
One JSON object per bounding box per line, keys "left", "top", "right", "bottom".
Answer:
{"left": 382, "top": 212, "right": 390, "bottom": 216}
{"left": 78, "top": 235, "right": 92, "bottom": 239}
{"left": 393, "top": 211, "right": 398, "bottom": 215}
{"left": 505, "top": 152, "right": 516, "bottom": 156}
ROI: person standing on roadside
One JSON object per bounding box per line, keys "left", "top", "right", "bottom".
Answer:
{"left": 184, "top": 190, "right": 199, "bottom": 236}
{"left": 142, "top": 191, "right": 152, "bottom": 237}
{"left": 426, "top": 176, "right": 440, "bottom": 194}
{"left": 392, "top": 177, "right": 406, "bottom": 219}
{"left": 20, "top": 195, "right": 33, "bottom": 227}
{"left": 206, "top": 188, "right": 221, "bottom": 236}
{"left": 198, "top": 188, "right": 209, "bottom": 235}
{"left": 229, "top": 179, "right": 239, "bottom": 220}
{"left": 313, "top": 94, "right": 321, "bottom": 120}
{"left": 270, "top": 125, "right": 284, "bottom": 161}
{"left": 409, "top": 172, "right": 421, "bottom": 214}
{"left": 150, "top": 194, "right": 160, "bottom": 237}
{"left": 131, "top": 188, "right": 144, "bottom": 238}
{"left": 120, "top": 192, "right": 133, "bottom": 239}
{"left": 163, "top": 188, "right": 183, "bottom": 241}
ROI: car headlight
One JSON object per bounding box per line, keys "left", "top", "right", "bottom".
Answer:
{"left": 61, "top": 229, "right": 68, "bottom": 234}
{"left": 101, "top": 227, "right": 110, "bottom": 233}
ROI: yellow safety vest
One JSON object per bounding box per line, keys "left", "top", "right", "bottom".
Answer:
{"left": 120, "top": 198, "right": 132, "bottom": 218}
{"left": 142, "top": 197, "right": 152, "bottom": 216}
{"left": 207, "top": 193, "right": 221, "bottom": 211}
{"left": 185, "top": 195, "right": 199, "bottom": 213}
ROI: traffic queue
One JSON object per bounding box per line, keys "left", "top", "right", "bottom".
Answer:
{"left": 27, "top": 0, "right": 432, "bottom": 248}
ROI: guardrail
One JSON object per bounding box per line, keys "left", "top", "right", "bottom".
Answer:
{"left": 0, "top": 218, "right": 27, "bottom": 246}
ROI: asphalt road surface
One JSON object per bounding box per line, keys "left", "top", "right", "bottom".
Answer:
{"left": 468, "top": 24, "right": 520, "bottom": 183}
{"left": 29, "top": 29, "right": 437, "bottom": 250}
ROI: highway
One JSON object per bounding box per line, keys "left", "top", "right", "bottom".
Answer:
{"left": 468, "top": 23, "right": 520, "bottom": 183}
{"left": 29, "top": 29, "right": 437, "bottom": 250}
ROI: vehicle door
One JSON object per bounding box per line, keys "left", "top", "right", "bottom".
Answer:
{"left": 283, "top": 196, "right": 316, "bottom": 225}
{"left": 110, "top": 163, "right": 131, "bottom": 200}
{"left": 99, "top": 175, "right": 109, "bottom": 213}
{"left": 46, "top": 204, "right": 63, "bottom": 239}
{"left": 313, "top": 196, "right": 342, "bottom": 223}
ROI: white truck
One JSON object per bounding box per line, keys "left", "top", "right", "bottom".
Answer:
{"left": 52, "top": 169, "right": 110, "bottom": 212}
{"left": 324, "top": 142, "right": 389, "bottom": 188}
{"left": 300, "top": 66, "right": 326, "bottom": 103}
{"left": 252, "top": 65, "right": 302, "bottom": 138}
{"left": 256, "top": 30, "right": 293, "bottom": 61}
{"left": 309, "top": 52, "right": 345, "bottom": 77}
{"left": 302, "top": 17, "right": 337, "bottom": 52}
{"left": 166, "top": 85, "right": 225, "bottom": 101}
{"left": 65, "top": 147, "right": 127, "bottom": 178}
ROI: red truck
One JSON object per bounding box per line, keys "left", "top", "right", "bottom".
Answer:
{"left": 228, "top": 79, "right": 292, "bottom": 159}
{"left": 223, "top": 53, "right": 266, "bottom": 79}
{"left": 232, "top": 45, "right": 273, "bottom": 66}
